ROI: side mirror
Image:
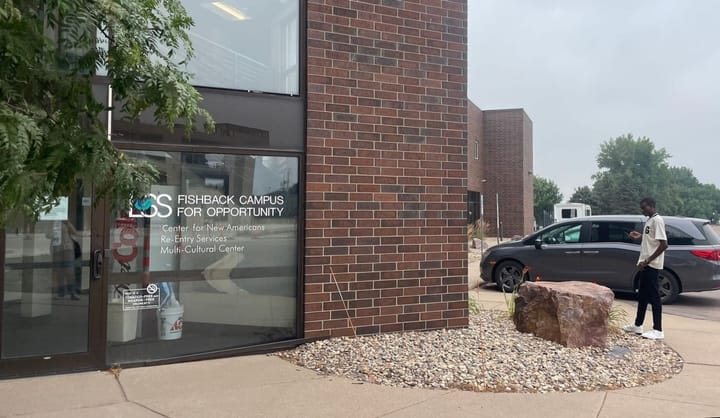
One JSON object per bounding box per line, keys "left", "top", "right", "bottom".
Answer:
{"left": 534, "top": 239, "right": 543, "bottom": 250}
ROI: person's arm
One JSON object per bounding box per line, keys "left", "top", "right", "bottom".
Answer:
{"left": 63, "top": 221, "right": 81, "bottom": 243}
{"left": 65, "top": 220, "right": 78, "bottom": 235}
{"left": 638, "top": 240, "right": 668, "bottom": 269}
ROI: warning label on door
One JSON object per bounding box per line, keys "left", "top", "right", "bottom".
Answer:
{"left": 122, "top": 285, "right": 160, "bottom": 311}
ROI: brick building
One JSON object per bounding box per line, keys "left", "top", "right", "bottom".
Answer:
{"left": 467, "top": 101, "right": 484, "bottom": 198}
{"left": 304, "top": 0, "right": 469, "bottom": 338}
{"left": 467, "top": 104, "right": 534, "bottom": 237}
{"left": 0, "top": 0, "right": 469, "bottom": 377}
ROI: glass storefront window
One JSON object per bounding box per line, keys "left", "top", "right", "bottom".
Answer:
{"left": 2, "top": 187, "right": 93, "bottom": 359}
{"left": 106, "top": 152, "right": 299, "bottom": 364}
{"left": 181, "top": 0, "right": 299, "bottom": 94}
{"left": 96, "top": 1, "right": 300, "bottom": 94}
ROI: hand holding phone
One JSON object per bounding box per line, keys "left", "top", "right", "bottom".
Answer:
{"left": 628, "top": 230, "right": 642, "bottom": 240}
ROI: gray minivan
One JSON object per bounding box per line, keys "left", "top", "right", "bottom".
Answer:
{"left": 480, "top": 215, "right": 720, "bottom": 304}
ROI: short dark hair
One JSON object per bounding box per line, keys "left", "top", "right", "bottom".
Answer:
{"left": 640, "top": 197, "right": 656, "bottom": 208}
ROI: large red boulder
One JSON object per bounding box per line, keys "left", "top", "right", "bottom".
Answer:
{"left": 513, "top": 281, "right": 614, "bottom": 348}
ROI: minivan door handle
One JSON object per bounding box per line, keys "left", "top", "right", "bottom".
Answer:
{"left": 584, "top": 250, "right": 599, "bottom": 254}
{"left": 564, "top": 251, "right": 581, "bottom": 255}
{"left": 92, "top": 250, "right": 104, "bottom": 280}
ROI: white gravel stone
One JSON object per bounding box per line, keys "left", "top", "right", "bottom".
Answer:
{"left": 275, "top": 310, "right": 683, "bottom": 393}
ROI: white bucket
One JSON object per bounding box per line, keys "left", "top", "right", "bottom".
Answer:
{"left": 157, "top": 305, "right": 184, "bottom": 340}
{"left": 107, "top": 302, "right": 138, "bottom": 342}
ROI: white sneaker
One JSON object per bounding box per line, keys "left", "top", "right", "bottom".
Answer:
{"left": 622, "top": 324, "right": 643, "bottom": 334}
{"left": 641, "top": 329, "right": 664, "bottom": 340}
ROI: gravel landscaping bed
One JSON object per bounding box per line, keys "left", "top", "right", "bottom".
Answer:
{"left": 276, "top": 310, "right": 683, "bottom": 393}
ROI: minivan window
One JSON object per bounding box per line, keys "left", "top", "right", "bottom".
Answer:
{"left": 666, "top": 225, "right": 696, "bottom": 245}
{"left": 700, "top": 222, "right": 720, "bottom": 245}
{"left": 590, "top": 222, "right": 637, "bottom": 244}
{"left": 540, "top": 223, "right": 582, "bottom": 244}
{"left": 666, "top": 221, "right": 719, "bottom": 246}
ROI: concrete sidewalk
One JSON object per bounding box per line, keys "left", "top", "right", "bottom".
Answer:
{"left": 1, "top": 272, "right": 719, "bottom": 417}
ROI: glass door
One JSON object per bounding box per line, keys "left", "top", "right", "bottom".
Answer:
{"left": 0, "top": 183, "right": 106, "bottom": 377}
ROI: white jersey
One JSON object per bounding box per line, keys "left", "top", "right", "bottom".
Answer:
{"left": 638, "top": 214, "right": 667, "bottom": 269}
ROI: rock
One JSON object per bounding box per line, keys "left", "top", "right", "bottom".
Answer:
{"left": 513, "top": 281, "right": 614, "bottom": 348}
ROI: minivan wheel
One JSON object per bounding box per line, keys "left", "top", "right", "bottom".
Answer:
{"left": 494, "top": 260, "right": 524, "bottom": 293}
{"left": 658, "top": 271, "right": 680, "bottom": 305}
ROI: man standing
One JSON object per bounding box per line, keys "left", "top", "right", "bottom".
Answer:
{"left": 623, "top": 197, "right": 668, "bottom": 340}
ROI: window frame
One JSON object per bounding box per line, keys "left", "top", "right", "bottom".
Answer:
{"left": 538, "top": 222, "right": 584, "bottom": 245}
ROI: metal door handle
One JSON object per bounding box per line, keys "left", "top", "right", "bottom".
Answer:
{"left": 92, "top": 250, "right": 103, "bottom": 280}
{"left": 564, "top": 251, "right": 581, "bottom": 254}
{"left": 584, "top": 251, "right": 599, "bottom": 254}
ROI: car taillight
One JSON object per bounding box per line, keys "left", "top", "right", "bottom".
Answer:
{"left": 691, "top": 250, "right": 720, "bottom": 261}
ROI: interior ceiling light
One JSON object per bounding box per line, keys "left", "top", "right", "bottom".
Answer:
{"left": 211, "top": 2, "right": 249, "bottom": 21}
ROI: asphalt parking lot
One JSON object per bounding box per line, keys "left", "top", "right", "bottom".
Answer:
{"left": 618, "top": 289, "right": 720, "bottom": 322}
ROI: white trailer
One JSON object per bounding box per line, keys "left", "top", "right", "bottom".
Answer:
{"left": 553, "top": 203, "right": 592, "bottom": 222}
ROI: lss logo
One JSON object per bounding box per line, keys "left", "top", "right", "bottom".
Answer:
{"left": 129, "top": 194, "right": 173, "bottom": 218}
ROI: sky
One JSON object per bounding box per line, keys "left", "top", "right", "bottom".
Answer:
{"left": 467, "top": 0, "right": 720, "bottom": 201}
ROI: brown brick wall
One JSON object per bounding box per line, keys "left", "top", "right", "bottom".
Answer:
{"left": 522, "top": 113, "right": 534, "bottom": 233}
{"left": 481, "top": 109, "right": 533, "bottom": 237}
{"left": 304, "top": 0, "right": 469, "bottom": 338}
{"left": 467, "top": 101, "right": 484, "bottom": 193}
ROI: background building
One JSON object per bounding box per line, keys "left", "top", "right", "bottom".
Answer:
{"left": 467, "top": 101, "right": 484, "bottom": 226}
{"left": 467, "top": 104, "right": 534, "bottom": 237}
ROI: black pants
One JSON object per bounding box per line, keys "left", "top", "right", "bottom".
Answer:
{"left": 635, "top": 267, "right": 662, "bottom": 331}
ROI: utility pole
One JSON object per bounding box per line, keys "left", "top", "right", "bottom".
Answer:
{"left": 480, "top": 194, "right": 484, "bottom": 259}
{"left": 496, "top": 193, "right": 500, "bottom": 245}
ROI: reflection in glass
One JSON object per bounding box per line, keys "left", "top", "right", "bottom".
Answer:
{"left": 107, "top": 152, "right": 299, "bottom": 363}
{"left": 2, "top": 186, "right": 92, "bottom": 359}
{"left": 181, "top": 0, "right": 299, "bottom": 94}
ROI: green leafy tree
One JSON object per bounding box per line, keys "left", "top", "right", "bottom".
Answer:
{"left": 533, "top": 175, "right": 563, "bottom": 225}
{"left": 0, "top": 0, "right": 213, "bottom": 225}
{"left": 664, "top": 167, "right": 720, "bottom": 219}
{"left": 591, "top": 134, "right": 670, "bottom": 214}
{"left": 663, "top": 166, "right": 700, "bottom": 215}
{"left": 587, "top": 134, "right": 719, "bottom": 219}
{"left": 691, "top": 183, "right": 720, "bottom": 221}
{"left": 569, "top": 185, "right": 598, "bottom": 208}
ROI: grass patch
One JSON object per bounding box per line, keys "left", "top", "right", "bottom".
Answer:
{"left": 608, "top": 304, "right": 629, "bottom": 333}
{"left": 501, "top": 267, "right": 529, "bottom": 317}
{"left": 469, "top": 298, "right": 481, "bottom": 315}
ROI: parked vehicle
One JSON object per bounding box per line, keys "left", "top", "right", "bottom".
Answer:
{"left": 480, "top": 215, "right": 720, "bottom": 304}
